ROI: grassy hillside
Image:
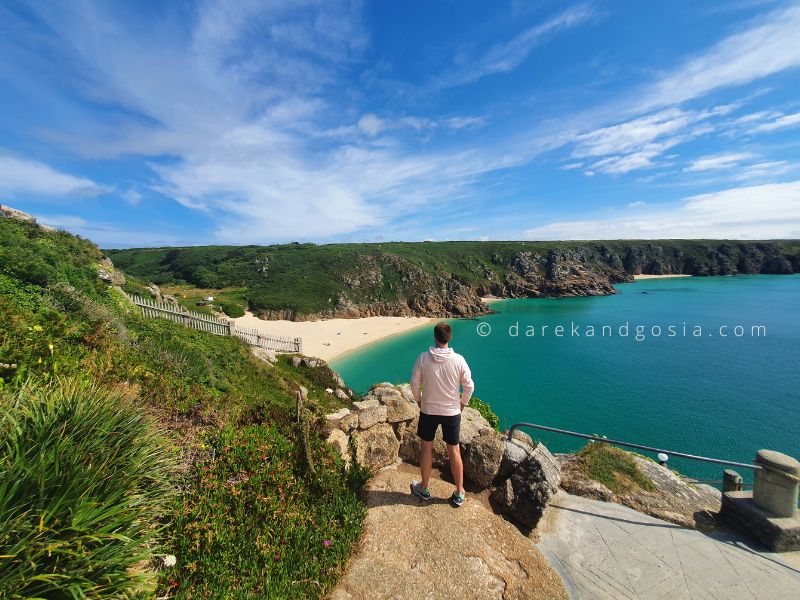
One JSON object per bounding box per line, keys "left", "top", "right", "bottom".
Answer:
{"left": 108, "top": 239, "right": 800, "bottom": 319}
{"left": 0, "top": 216, "right": 366, "bottom": 598}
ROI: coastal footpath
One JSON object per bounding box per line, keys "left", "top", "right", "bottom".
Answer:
{"left": 108, "top": 239, "right": 800, "bottom": 321}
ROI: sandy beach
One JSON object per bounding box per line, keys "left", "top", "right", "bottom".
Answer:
{"left": 234, "top": 312, "right": 434, "bottom": 362}
{"left": 633, "top": 274, "right": 692, "bottom": 280}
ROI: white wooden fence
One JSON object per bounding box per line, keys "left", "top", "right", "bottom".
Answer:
{"left": 126, "top": 293, "right": 302, "bottom": 353}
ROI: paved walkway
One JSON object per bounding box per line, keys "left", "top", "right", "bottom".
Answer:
{"left": 536, "top": 492, "right": 800, "bottom": 600}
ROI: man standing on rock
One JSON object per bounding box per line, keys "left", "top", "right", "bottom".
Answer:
{"left": 410, "top": 322, "right": 474, "bottom": 507}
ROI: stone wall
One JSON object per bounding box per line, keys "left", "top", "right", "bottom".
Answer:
{"left": 324, "top": 382, "right": 561, "bottom": 530}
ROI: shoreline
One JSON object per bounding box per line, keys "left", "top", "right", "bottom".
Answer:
{"left": 234, "top": 311, "right": 436, "bottom": 362}
{"left": 632, "top": 274, "right": 692, "bottom": 280}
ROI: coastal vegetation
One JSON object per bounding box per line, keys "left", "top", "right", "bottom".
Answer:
{"left": 0, "top": 216, "right": 366, "bottom": 598}
{"left": 572, "top": 442, "right": 656, "bottom": 495}
{"left": 108, "top": 240, "right": 800, "bottom": 319}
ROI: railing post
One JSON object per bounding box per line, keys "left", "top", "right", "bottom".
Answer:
{"left": 723, "top": 469, "right": 743, "bottom": 492}
{"left": 752, "top": 450, "right": 800, "bottom": 518}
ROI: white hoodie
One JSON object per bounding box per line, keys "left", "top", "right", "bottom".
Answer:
{"left": 410, "top": 346, "right": 474, "bottom": 417}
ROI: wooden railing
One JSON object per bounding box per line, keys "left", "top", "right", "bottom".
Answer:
{"left": 126, "top": 294, "right": 302, "bottom": 353}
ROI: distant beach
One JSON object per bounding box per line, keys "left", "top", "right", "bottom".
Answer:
{"left": 632, "top": 274, "right": 692, "bottom": 280}
{"left": 234, "top": 311, "right": 434, "bottom": 361}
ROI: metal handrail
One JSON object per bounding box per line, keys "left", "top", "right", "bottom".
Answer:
{"left": 507, "top": 422, "right": 761, "bottom": 471}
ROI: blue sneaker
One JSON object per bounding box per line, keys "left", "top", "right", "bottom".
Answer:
{"left": 410, "top": 481, "right": 432, "bottom": 501}
{"left": 450, "top": 491, "right": 465, "bottom": 507}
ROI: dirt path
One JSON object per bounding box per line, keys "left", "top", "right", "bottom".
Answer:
{"left": 330, "top": 463, "right": 568, "bottom": 600}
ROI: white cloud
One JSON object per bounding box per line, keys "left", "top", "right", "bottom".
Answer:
{"left": 121, "top": 188, "right": 142, "bottom": 205}
{"left": 524, "top": 180, "right": 800, "bottom": 240}
{"left": 750, "top": 112, "right": 800, "bottom": 133}
{"left": 627, "top": 201, "right": 647, "bottom": 208}
{"left": 12, "top": 2, "right": 523, "bottom": 243}
{"left": 684, "top": 152, "right": 756, "bottom": 172}
{"left": 357, "top": 114, "right": 385, "bottom": 136}
{"left": 638, "top": 5, "right": 800, "bottom": 111}
{"left": 571, "top": 108, "right": 707, "bottom": 174}
{"left": 0, "top": 154, "right": 108, "bottom": 197}
{"left": 439, "top": 4, "right": 596, "bottom": 88}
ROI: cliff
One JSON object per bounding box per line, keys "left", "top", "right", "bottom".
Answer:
{"left": 108, "top": 239, "right": 800, "bottom": 320}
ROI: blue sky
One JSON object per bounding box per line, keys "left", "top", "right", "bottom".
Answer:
{"left": 1, "top": 0, "right": 800, "bottom": 247}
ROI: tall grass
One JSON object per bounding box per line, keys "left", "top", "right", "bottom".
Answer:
{"left": 0, "top": 377, "right": 176, "bottom": 598}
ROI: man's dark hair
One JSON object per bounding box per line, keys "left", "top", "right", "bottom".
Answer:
{"left": 434, "top": 322, "right": 452, "bottom": 345}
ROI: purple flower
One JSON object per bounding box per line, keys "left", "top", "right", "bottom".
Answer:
{"left": 323, "top": 539, "right": 332, "bottom": 548}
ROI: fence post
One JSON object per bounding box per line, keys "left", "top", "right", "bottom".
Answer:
{"left": 227, "top": 321, "right": 235, "bottom": 337}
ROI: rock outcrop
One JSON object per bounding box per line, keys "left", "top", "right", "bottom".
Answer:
{"left": 324, "top": 381, "right": 563, "bottom": 530}
{"left": 490, "top": 443, "right": 562, "bottom": 530}
{"left": 558, "top": 453, "right": 722, "bottom": 529}
{"left": 330, "top": 464, "right": 568, "bottom": 600}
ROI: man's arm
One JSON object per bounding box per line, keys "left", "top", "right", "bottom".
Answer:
{"left": 410, "top": 354, "right": 423, "bottom": 405}
{"left": 459, "top": 358, "right": 474, "bottom": 410}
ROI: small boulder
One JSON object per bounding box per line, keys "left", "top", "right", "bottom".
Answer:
{"left": 325, "top": 408, "right": 355, "bottom": 433}
{"left": 353, "top": 399, "right": 387, "bottom": 429}
{"left": 335, "top": 388, "right": 350, "bottom": 401}
{"left": 97, "top": 267, "right": 125, "bottom": 286}
{"left": 353, "top": 423, "right": 400, "bottom": 471}
{"left": 326, "top": 429, "right": 352, "bottom": 468}
{"left": 396, "top": 383, "right": 415, "bottom": 404}
{"left": 460, "top": 407, "right": 494, "bottom": 445}
{"left": 377, "top": 388, "right": 419, "bottom": 423}
{"left": 462, "top": 432, "right": 505, "bottom": 489}
{"left": 497, "top": 438, "right": 534, "bottom": 482}
{"left": 490, "top": 443, "right": 561, "bottom": 530}
{"left": 290, "top": 356, "right": 303, "bottom": 367}
{"left": 251, "top": 347, "right": 277, "bottom": 364}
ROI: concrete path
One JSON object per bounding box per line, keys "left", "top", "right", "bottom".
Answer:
{"left": 536, "top": 492, "right": 800, "bottom": 600}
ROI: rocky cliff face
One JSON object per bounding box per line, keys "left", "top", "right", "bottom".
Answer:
{"left": 252, "top": 241, "right": 798, "bottom": 320}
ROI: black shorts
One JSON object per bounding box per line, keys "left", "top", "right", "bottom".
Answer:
{"left": 417, "top": 412, "right": 461, "bottom": 446}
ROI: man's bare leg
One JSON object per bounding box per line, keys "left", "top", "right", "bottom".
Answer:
{"left": 420, "top": 440, "right": 433, "bottom": 490}
{"left": 447, "top": 443, "right": 465, "bottom": 494}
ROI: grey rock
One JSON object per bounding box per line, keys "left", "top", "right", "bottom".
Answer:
{"left": 251, "top": 347, "right": 277, "bottom": 364}
{"left": 375, "top": 388, "right": 419, "bottom": 423}
{"left": 491, "top": 443, "right": 561, "bottom": 530}
{"left": 335, "top": 388, "right": 350, "bottom": 401}
{"left": 325, "top": 408, "right": 352, "bottom": 432}
{"left": 353, "top": 423, "right": 400, "bottom": 472}
{"left": 290, "top": 356, "right": 303, "bottom": 367}
{"left": 462, "top": 432, "right": 504, "bottom": 490}
{"left": 396, "top": 383, "right": 415, "bottom": 404}
{"left": 497, "top": 438, "right": 534, "bottom": 482}
{"left": 97, "top": 267, "right": 125, "bottom": 286}
{"left": 326, "top": 429, "right": 352, "bottom": 468}
{"left": 353, "top": 399, "right": 387, "bottom": 429}
{"left": 461, "top": 408, "right": 493, "bottom": 445}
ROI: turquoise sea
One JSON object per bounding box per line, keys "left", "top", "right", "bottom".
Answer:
{"left": 332, "top": 275, "right": 800, "bottom": 484}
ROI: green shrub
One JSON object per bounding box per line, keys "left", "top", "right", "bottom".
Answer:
{"left": 163, "top": 425, "right": 366, "bottom": 598}
{"left": 574, "top": 442, "right": 655, "bottom": 494}
{"left": 0, "top": 377, "right": 176, "bottom": 598}
{"left": 468, "top": 396, "right": 499, "bottom": 430}
{"left": 217, "top": 300, "right": 245, "bottom": 318}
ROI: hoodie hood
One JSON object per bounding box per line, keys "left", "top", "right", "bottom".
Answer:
{"left": 429, "top": 346, "right": 455, "bottom": 362}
